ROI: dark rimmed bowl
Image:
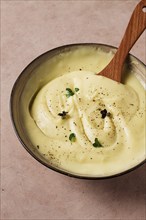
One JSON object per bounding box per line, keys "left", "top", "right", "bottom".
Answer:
{"left": 10, "top": 43, "right": 146, "bottom": 179}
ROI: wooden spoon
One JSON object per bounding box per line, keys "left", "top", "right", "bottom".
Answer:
{"left": 99, "top": 0, "right": 146, "bottom": 82}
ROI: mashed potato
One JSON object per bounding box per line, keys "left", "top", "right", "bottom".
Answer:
{"left": 21, "top": 46, "right": 146, "bottom": 176}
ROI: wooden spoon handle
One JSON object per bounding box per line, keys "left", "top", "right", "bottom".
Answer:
{"left": 100, "top": 0, "right": 146, "bottom": 82}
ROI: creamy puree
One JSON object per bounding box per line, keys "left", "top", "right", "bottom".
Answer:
{"left": 21, "top": 46, "right": 146, "bottom": 177}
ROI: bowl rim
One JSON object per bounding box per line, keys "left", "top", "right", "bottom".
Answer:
{"left": 10, "top": 43, "right": 146, "bottom": 180}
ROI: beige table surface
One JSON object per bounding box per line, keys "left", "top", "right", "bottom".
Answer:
{"left": 1, "top": 0, "right": 146, "bottom": 219}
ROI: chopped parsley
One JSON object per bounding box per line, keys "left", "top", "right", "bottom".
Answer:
{"left": 69, "top": 133, "right": 76, "bottom": 142}
{"left": 66, "top": 87, "right": 79, "bottom": 98}
{"left": 93, "top": 138, "right": 102, "bottom": 147}
{"left": 58, "top": 111, "right": 68, "bottom": 119}
{"left": 66, "top": 88, "right": 74, "bottom": 97}
{"left": 75, "top": 88, "right": 79, "bottom": 92}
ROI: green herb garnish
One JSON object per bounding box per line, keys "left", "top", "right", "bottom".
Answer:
{"left": 69, "top": 133, "right": 76, "bottom": 142}
{"left": 93, "top": 138, "right": 102, "bottom": 147}
{"left": 66, "top": 87, "right": 79, "bottom": 98}
{"left": 66, "top": 88, "right": 74, "bottom": 98}
{"left": 75, "top": 88, "right": 79, "bottom": 92}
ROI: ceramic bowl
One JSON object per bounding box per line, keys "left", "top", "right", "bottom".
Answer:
{"left": 10, "top": 43, "right": 146, "bottom": 179}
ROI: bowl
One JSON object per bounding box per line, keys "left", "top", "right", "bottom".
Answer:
{"left": 10, "top": 43, "right": 146, "bottom": 179}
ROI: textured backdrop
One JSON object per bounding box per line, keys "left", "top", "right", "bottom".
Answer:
{"left": 1, "top": 1, "right": 146, "bottom": 219}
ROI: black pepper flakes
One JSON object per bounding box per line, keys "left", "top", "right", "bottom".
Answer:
{"left": 100, "top": 109, "right": 111, "bottom": 119}
{"left": 100, "top": 109, "right": 107, "bottom": 119}
{"left": 58, "top": 111, "right": 68, "bottom": 119}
